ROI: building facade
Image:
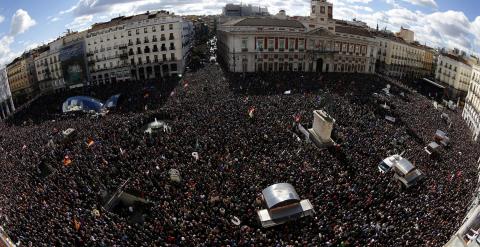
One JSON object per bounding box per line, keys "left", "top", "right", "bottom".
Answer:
{"left": 86, "top": 11, "right": 193, "bottom": 84}
{"left": 435, "top": 53, "right": 472, "bottom": 100}
{"left": 0, "top": 68, "right": 15, "bottom": 119}
{"left": 395, "top": 27, "right": 414, "bottom": 43}
{"left": 222, "top": 4, "right": 269, "bottom": 17}
{"left": 217, "top": 0, "right": 377, "bottom": 74}
{"left": 463, "top": 63, "right": 480, "bottom": 141}
{"left": 35, "top": 31, "right": 87, "bottom": 93}
{"left": 6, "top": 52, "right": 38, "bottom": 104}
{"left": 374, "top": 32, "right": 432, "bottom": 79}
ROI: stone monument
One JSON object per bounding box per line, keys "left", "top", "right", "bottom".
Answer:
{"left": 308, "top": 110, "right": 335, "bottom": 148}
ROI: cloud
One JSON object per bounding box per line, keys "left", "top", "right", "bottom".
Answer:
{"left": 66, "top": 15, "right": 93, "bottom": 30}
{"left": 10, "top": 9, "right": 36, "bottom": 36}
{"left": 0, "top": 36, "right": 20, "bottom": 67}
{"left": 47, "top": 16, "right": 61, "bottom": 22}
{"left": 0, "top": 15, "right": 4, "bottom": 24}
{"left": 400, "top": 0, "right": 437, "bottom": 8}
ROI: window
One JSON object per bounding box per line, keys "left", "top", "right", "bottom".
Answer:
{"left": 136, "top": 29, "right": 139, "bottom": 35}
{"left": 320, "top": 6, "right": 325, "bottom": 13}
{"left": 128, "top": 30, "right": 131, "bottom": 36}
{"left": 241, "top": 39, "right": 248, "bottom": 50}
{"left": 256, "top": 39, "right": 264, "bottom": 50}
{"left": 161, "top": 25, "right": 164, "bottom": 31}
{"left": 289, "top": 39, "right": 295, "bottom": 50}
{"left": 279, "top": 39, "right": 285, "bottom": 50}
{"left": 152, "top": 26, "right": 156, "bottom": 32}
{"left": 171, "top": 53, "right": 176, "bottom": 60}
{"left": 268, "top": 39, "right": 274, "bottom": 49}
{"left": 312, "top": 6, "right": 315, "bottom": 14}
{"left": 169, "top": 33, "right": 174, "bottom": 40}
{"left": 298, "top": 40, "right": 305, "bottom": 50}
{"left": 163, "top": 54, "right": 167, "bottom": 61}
{"left": 169, "top": 24, "right": 173, "bottom": 30}
{"left": 144, "top": 27, "right": 148, "bottom": 33}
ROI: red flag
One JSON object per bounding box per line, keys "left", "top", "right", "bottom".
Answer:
{"left": 63, "top": 155, "right": 72, "bottom": 166}
{"left": 86, "top": 137, "right": 95, "bottom": 147}
{"left": 73, "top": 217, "right": 81, "bottom": 231}
{"left": 248, "top": 107, "right": 255, "bottom": 118}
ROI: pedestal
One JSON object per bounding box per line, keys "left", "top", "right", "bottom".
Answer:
{"left": 308, "top": 110, "right": 335, "bottom": 148}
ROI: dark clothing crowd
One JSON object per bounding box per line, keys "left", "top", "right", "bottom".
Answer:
{"left": 0, "top": 63, "right": 478, "bottom": 246}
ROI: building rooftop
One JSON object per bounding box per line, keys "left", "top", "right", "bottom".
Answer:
{"left": 335, "top": 25, "right": 373, "bottom": 37}
{"left": 442, "top": 53, "right": 470, "bottom": 66}
{"left": 233, "top": 17, "right": 305, "bottom": 28}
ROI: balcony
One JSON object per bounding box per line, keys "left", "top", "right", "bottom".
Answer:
{"left": 144, "top": 40, "right": 150, "bottom": 44}
{"left": 86, "top": 52, "right": 94, "bottom": 57}
{"left": 160, "top": 37, "right": 166, "bottom": 41}
{"left": 169, "top": 46, "right": 176, "bottom": 50}
{"left": 129, "top": 51, "right": 134, "bottom": 56}
{"left": 241, "top": 48, "right": 248, "bottom": 52}
{"left": 136, "top": 40, "right": 141, "bottom": 45}
{"left": 152, "top": 38, "right": 158, "bottom": 42}
{"left": 119, "top": 53, "right": 128, "bottom": 60}
{"left": 119, "top": 45, "right": 127, "bottom": 49}
{"left": 100, "top": 48, "right": 105, "bottom": 52}
{"left": 161, "top": 47, "right": 167, "bottom": 51}
{"left": 88, "top": 60, "right": 95, "bottom": 65}
{"left": 153, "top": 48, "right": 159, "bottom": 52}
{"left": 128, "top": 42, "right": 133, "bottom": 46}
{"left": 268, "top": 48, "right": 274, "bottom": 51}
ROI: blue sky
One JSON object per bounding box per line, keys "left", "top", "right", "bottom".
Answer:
{"left": 0, "top": 0, "right": 479, "bottom": 66}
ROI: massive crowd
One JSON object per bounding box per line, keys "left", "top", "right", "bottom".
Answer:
{"left": 0, "top": 62, "right": 478, "bottom": 246}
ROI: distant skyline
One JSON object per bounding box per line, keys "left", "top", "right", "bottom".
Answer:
{"left": 0, "top": 0, "right": 479, "bottom": 66}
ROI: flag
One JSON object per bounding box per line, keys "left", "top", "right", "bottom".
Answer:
{"left": 86, "top": 137, "right": 95, "bottom": 147}
{"left": 63, "top": 155, "right": 72, "bottom": 166}
{"left": 73, "top": 217, "right": 81, "bottom": 231}
{"left": 294, "top": 114, "right": 301, "bottom": 123}
{"left": 248, "top": 107, "right": 255, "bottom": 118}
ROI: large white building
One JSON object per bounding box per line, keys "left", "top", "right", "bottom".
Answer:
{"left": 217, "top": 0, "right": 378, "bottom": 74}
{"left": 435, "top": 53, "right": 472, "bottom": 100}
{"left": 463, "top": 63, "right": 480, "bottom": 141}
{"left": 86, "top": 11, "right": 194, "bottom": 84}
{"left": 0, "top": 68, "right": 15, "bottom": 119}
{"left": 374, "top": 30, "right": 435, "bottom": 80}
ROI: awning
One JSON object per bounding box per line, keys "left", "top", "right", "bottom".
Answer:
{"left": 422, "top": 78, "right": 446, "bottom": 89}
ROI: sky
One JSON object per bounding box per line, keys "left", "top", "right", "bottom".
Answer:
{"left": 0, "top": 0, "right": 479, "bottom": 66}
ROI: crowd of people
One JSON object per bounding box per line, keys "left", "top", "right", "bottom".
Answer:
{"left": 0, "top": 61, "right": 478, "bottom": 246}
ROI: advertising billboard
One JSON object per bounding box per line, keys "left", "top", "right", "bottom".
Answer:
{"left": 59, "top": 41, "right": 87, "bottom": 88}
